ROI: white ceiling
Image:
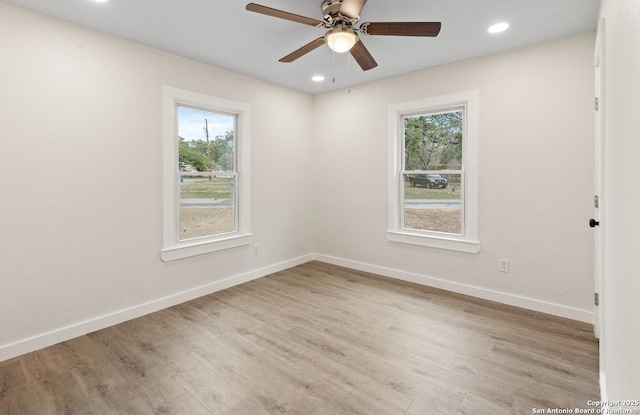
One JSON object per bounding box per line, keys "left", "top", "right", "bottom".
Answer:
{"left": 3, "top": 0, "right": 600, "bottom": 95}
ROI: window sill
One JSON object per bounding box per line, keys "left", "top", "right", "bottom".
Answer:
{"left": 386, "top": 230, "right": 480, "bottom": 254}
{"left": 161, "top": 233, "right": 252, "bottom": 262}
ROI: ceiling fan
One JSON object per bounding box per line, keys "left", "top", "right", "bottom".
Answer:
{"left": 246, "top": 0, "right": 441, "bottom": 71}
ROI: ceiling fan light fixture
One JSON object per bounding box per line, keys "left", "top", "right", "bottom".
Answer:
{"left": 325, "top": 26, "right": 358, "bottom": 53}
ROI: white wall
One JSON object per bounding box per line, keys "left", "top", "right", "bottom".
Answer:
{"left": 313, "top": 32, "right": 596, "bottom": 321}
{"left": 0, "top": 3, "right": 314, "bottom": 359}
{"left": 598, "top": 0, "right": 640, "bottom": 400}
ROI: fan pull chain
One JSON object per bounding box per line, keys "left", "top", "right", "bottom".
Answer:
{"left": 347, "top": 53, "right": 351, "bottom": 93}
{"left": 332, "top": 50, "right": 336, "bottom": 83}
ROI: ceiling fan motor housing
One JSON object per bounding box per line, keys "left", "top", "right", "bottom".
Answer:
{"left": 322, "top": 0, "right": 359, "bottom": 26}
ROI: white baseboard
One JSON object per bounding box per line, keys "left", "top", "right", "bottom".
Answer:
{"left": 600, "top": 371, "right": 607, "bottom": 401}
{"left": 0, "top": 254, "right": 313, "bottom": 362}
{"left": 313, "top": 254, "right": 594, "bottom": 324}
{"left": 0, "top": 252, "right": 595, "bottom": 362}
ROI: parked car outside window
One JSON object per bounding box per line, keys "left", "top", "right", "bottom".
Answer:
{"left": 407, "top": 174, "right": 448, "bottom": 188}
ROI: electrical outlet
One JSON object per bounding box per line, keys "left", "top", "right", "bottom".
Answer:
{"left": 499, "top": 259, "right": 510, "bottom": 273}
{"left": 252, "top": 244, "right": 259, "bottom": 255}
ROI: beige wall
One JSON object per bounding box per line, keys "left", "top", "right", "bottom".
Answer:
{"left": 598, "top": 0, "right": 640, "bottom": 400}
{"left": 313, "top": 32, "right": 596, "bottom": 320}
{"left": 0, "top": 3, "right": 315, "bottom": 359}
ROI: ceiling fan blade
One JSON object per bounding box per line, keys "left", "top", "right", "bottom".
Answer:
{"left": 350, "top": 40, "right": 378, "bottom": 71}
{"left": 279, "top": 37, "right": 326, "bottom": 63}
{"left": 360, "top": 22, "right": 442, "bottom": 37}
{"left": 339, "top": 0, "right": 368, "bottom": 19}
{"left": 246, "top": 3, "right": 324, "bottom": 27}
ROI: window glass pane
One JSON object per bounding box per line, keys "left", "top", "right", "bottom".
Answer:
{"left": 403, "top": 173, "right": 462, "bottom": 235}
{"left": 403, "top": 109, "right": 463, "bottom": 171}
{"left": 176, "top": 105, "right": 236, "bottom": 241}
{"left": 179, "top": 176, "right": 235, "bottom": 240}
{"left": 178, "top": 106, "right": 235, "bottom": 173}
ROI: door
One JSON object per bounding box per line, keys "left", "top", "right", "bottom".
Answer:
{"left": 593, "top": 18, "right": 606, "bottom": 339}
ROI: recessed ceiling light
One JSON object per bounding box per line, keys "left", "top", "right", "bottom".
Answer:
{"left": 92, "top": 0, "right": 109, "bottom": 3}
{"left": 311, "top": 75, "right": 325, "bottom": 82}
{"left": 488, "top": 22, "right": 509, "bottom": 34}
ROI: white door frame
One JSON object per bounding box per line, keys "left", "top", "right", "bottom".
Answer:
{"left": 593, "top": 18, "right": 606, "bottom": 341}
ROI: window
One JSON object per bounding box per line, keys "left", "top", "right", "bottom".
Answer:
{"left": 162, "top": 87, "right": 251, "bottom": 261}
{"left": 387, "top": 91, "right": 479, "bottom": 253}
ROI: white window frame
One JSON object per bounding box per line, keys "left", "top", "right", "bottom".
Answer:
{"left": 387, "top": 90, "right": 479, "bottom": 254}
{"left": 161, "top": 86, "right": 251, "bottom": 261}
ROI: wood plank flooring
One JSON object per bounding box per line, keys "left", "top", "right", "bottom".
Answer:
{"left": 0, "top": 261, "right": 600, "bottom": 414}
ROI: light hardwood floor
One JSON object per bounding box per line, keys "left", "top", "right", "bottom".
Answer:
{"left": 0, "top": 261, "right": 599, "bottom": 414}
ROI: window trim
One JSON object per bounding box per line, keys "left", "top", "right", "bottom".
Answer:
{"left": 387, "top": 91, "right": 479, "bottom": 254}
{"left": 161, "top": 86, "right": 251, "bottom": 261}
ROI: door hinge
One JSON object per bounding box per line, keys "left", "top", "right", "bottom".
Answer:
{"left": 594, "top": 195, "right": 599, "bottom": 208}
{"left": 595, "top": 97, "right": 599, "bottom": 111}
{"left": 594, "top": 292, "right": 600, "bottom": 306}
